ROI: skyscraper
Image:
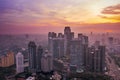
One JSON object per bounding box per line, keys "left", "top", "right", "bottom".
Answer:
{"left": 64, "top": 27, "right": 72, "bottom": 57}
{"left": 48, "top": 27, "right": 89, "bottom": 73}
{"left": 36, "top": 45, "right": 43, "bottom": 71}
{"left": 87, "top": 45, "right": 105, "bottom": 73}
{"left": 48, "top": 32, "right": 57, "bottom": 54}
{"left": 16, "top": 52, "right": 24, "bottom": 73}
{"left": 41, "top": 49, "right": 53, "bottom": 72}
{"left": 52, "top": 38, "right": 64, "bottom": 59}
{"left": 48, "top": 32, "right": 64, "bottom": 59}
{"left": 70, "top": 39, "right": 83, "bottom": 72}
{"left": 28, "top": 41, "right": 37, "bottom": 72}
{"left": 99, "top": 46, "right": 105, "bottom": 73}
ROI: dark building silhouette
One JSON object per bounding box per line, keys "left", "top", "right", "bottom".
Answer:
{"left": 83, "top": 44, "right": 89, "bottom": 71}
{"left": 37, "top": 45, "right": 43, "bottom": 72}
{"left": 64, "top": 26, "right": 72, "bottom": 57}
{"left": 28, "top": 41, "right": 37, "bottom": 72}
{"left": 99, "top": 46, "right": 105, "bottom": 72}
{"left": 86, "top": 45, "right": 105, "bottom": 73}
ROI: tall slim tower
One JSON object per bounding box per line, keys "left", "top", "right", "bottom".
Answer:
{"left": 64, "top": 27, "right": 72, "bottom": 57}
{"left": 36, "top": 45, "right": 43, "bottom": 71}
{"left": 16, "top": 52, "right": 24, "bottom": 73}
{"left": 98, "top": 46, "right": 105, "bottom": 73}
{"left": 28, "top": 41, "right": 37, "bottom": 72}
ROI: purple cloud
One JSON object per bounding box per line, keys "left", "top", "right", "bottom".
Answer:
{"left": 102, "top": 4, "right": 120, "bottom": 14}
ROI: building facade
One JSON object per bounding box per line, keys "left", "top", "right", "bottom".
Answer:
{"left": 28, "top": 41, "right": 37, "bottom": 72}
{"left": 48, "top": 27, "right": 89, "bottom": 72}
{"left": 0, "top": 51, "right": 14, "bottom": 67}
{"left": 16, "top": 52, "right": 24, "bottom": 73}
{"left": 70, "top": 39, "right": 83, "bottom": 72}
{"left": 87, "top": 45, "right": 105, "bottom": 73}
{"left": 41, "top": 49, "right": 53, "bottom": 72}
{"left": 36, "top": 45, "right": 43, "bottom": 71}
{"left": 48, "top": 26, "right": 105, "bottom": 73}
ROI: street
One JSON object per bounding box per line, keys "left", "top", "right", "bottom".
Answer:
{"left": 106, "top": 52, "right": 120, "bottom": 80}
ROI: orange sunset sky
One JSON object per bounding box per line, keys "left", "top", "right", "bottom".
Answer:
{"left": 0, "top": 0, "right": 120, "bottom": 34}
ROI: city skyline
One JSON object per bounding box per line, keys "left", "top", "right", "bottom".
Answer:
{"left": 0, "top": 0, "right": 120, "bottom": 34}
{"left": 0, "top": 26, "right": 120, "bottom": 80}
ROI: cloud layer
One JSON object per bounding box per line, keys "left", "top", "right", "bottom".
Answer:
{"left": 102, "top": 4, "right": 120, "bottom": 14}
{"left": 100, "top": 4, "right": 120, "bottom": 21}
{"left": 0, "top": 0, "right": 120, "bottom": 34}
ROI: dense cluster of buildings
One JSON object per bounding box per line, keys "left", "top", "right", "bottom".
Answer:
{"left": 107, "top": 36, "right": 120, "bottom": 53}
{"left": 28, "top": 42, "right": 53, "bottom": 73}
{"left": 16, "top": 41, "right": 53, "bottom": 73}
{"left": 1, "top": 26, "right": 120, "bottom": 80}
{"left": 48, "top": 26, "right": 105, "bottom": 73}
{"left": 0, "top": 26, "right": 107, "bottom": 80}
{"left": 15, "top": 42, "right": 54, "bottom": 80}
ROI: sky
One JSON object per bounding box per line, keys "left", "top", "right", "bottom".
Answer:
{"left": 0, "top": 0, "right": 120, "bottom": 34}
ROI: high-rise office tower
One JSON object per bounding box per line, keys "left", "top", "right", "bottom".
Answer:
{"left": 48, "top": 32, "right": 57, "bottom": 53}
{"left": 16, "top": 52, "right": 24, "bottom": 73}
{"left": 41, "top": 49, "right": 53, "bottom": 72}
{"left": 28, "top": 41, "right": 37, "bottom": 72}
{"left": 64, "top": 27, "right": 72, "bottom": 57}
{"left": 48, "top": 32, "right": 53, "bottom": 53}
{"left": 83, "top": 44, "right": 89, "bottom": 71}
{"left": 48, "top": 32, "right": 64, "bottom": 59}
{"left": 78, "top": 34, "right": 89, "bottom": 71}
{"left": 52, "top": 38, "right": 64, "bottom": 59}
{"left": 98, "top": 46, "right": 105, "bottom": 73}
{"left": 70, "top": 33, "right": 89, "bottom": 72}
{"left": 36, "top": 45, "right": 43, "bottom": 71}
{"left": 70, "top": 39, "right": 84, "bottom": 72}
{"left": 88, "top": 46, "right": 96, "bottom": 72}
{"left": 88, "top": 45, "right": 105, "bottom": 73}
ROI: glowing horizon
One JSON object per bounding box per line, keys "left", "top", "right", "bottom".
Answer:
{"left": 0, "top": 0, "right": 120, "bottom": 34}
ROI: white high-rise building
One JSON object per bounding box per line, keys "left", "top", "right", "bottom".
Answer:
{"left": 41, "top": 49, "right": 53, "bottom": 72}
{"left": 16, "top": 52, "right": 24, "bottom": 73}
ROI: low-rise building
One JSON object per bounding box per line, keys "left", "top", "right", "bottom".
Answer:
{"left": 0, "top": 51, "right": 14, "bottom": 67}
